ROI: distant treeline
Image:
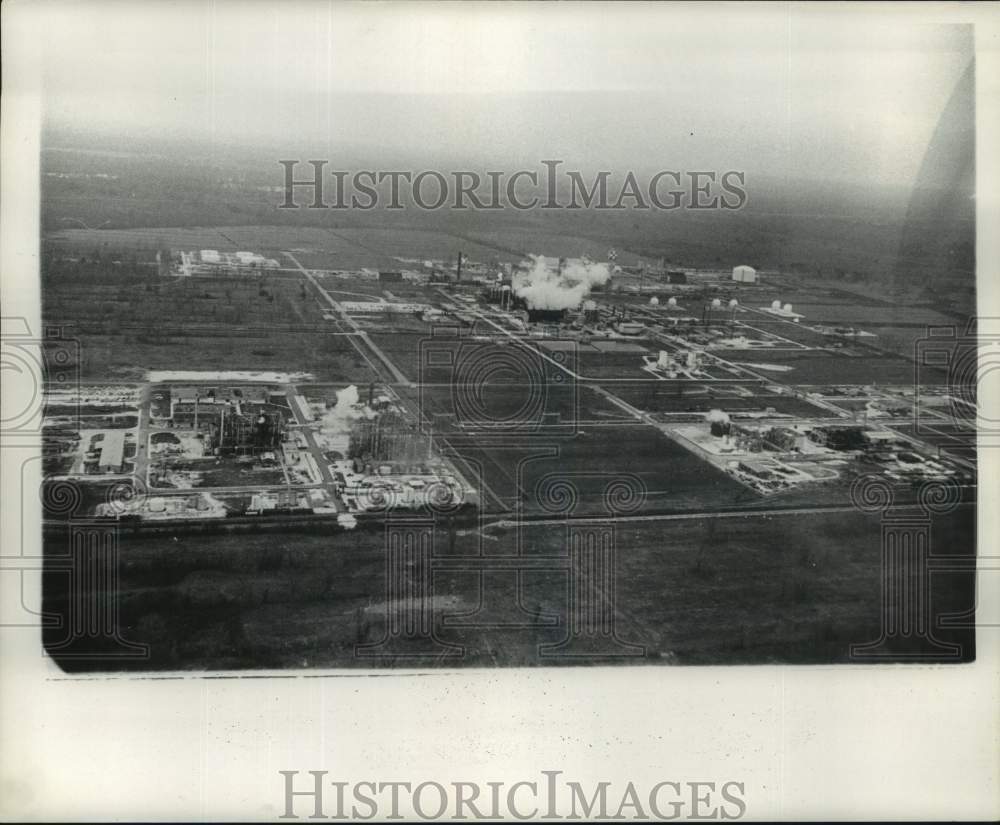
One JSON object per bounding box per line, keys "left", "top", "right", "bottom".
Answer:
{"left": 42, "top": 248, "right": 159, "bottom": 285}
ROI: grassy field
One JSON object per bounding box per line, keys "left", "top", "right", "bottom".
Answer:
{"left": 402, "top": 382, "right": 632, "bottom": 433}
{"left": 46, "top": 224, "right": 518, "bottom": 271}
{"left": 43, "top": 506, "right": 975, "bottom": 671}
{"left": 42, "top": 263, "right": 382, "bottom": 380}
{"left": 611, "top": 383, "right": 830, "bottom": 417}
{"left": 717, "top": 348, "right": 941, "bottom": 386}
{"left": 785, "top": 301, "right": 960, "bottom": 327}
{"left": 435, "top": 421, "right": 752, "bottom": 515}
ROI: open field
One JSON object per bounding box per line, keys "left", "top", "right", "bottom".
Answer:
{"left": 42, "top": 267, "right": 380, "bottom": 380}
{"left": 611, "top": 383, "right": 831, "bottom": 417}
{"left": 434, "top": 422, "right": 752, "bottom": 515}
{"left": 782, "top": 301, "right": 959, "bottom": 328}
{"left": 47, "top": 225, "right": 519, "bottom": 271}
{"left": 331, "top": 227, "right": 514, "bottom": 263}
{"left": 717, "top": 348, "right": 944, "bottom": 386}
{"left": 402, "top": 380, "right": 633, "bottom": 434}
{"left": 43, "top": 506, "right": 975, "bottom": 671}
{"left": 43, "top": 328, "right": 377, "bottom": 382}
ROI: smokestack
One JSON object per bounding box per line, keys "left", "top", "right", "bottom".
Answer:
{"left": 368, "top": 382, "right": 374, "bottom": 406}
{"left": 456, "top": 251, "right": 463, "bottom": 282}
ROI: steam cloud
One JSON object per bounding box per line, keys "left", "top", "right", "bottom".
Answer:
{"left": 513, "top": 255, "right": 611, "bottom": 310}
{"left": 320, "top": 384, "right": 375, "bottom": 430}
{"left": 705, "top": 409, "right": 731, "bottom": 425}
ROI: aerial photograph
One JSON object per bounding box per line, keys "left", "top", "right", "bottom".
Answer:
{"left": 34, "top": 4, "right": 977, "bottom": 671}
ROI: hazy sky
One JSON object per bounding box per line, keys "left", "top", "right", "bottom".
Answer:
{"left": 33, "top": 2, "right": 973, "bottom": 186}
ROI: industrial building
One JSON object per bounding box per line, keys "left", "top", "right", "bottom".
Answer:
{"left": 348, "top": 410, "right": 432, "bottom": 473}
{"left": 165, "top": 385, "right": 287, "bottom": 455}
{"left": 614, "top": 320, "right": 645, "bottom": 336}
{"left": 97, "top": 431, "right": 126, "bottom": 473}
{"left": 732, "top": 265, "right": 758, "bottom": 283}
{"left": 190, "top": 249, "right": 280, "bottom": 275}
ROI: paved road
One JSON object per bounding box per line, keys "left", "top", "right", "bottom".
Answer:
{"left": 484, "top": 496, "right": 977, "bottom": 529}
{"left": 132, "top": 383, "right": 152, "bottom": 486}
{"left": 284, "top": 386, "right": 340, "bottom": 495}
{"left": 283, "top": 250, "right": 411, "bottom": 385}
{"left": 144, "top": 482, "right": 326, "bottom": 496}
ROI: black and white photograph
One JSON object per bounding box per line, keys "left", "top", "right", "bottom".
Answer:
{"left": 1, "top": 1, "right": 997, "bottom": 821}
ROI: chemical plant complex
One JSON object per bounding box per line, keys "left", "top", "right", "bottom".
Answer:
{"left": 42, "top": 244, "right": 975, "bottom": 527}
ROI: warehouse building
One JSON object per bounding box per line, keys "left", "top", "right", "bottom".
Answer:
{"left": 98, "top": 431, "right": 126, "bottom": 473}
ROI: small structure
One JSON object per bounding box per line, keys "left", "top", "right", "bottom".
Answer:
{"left": 732, "top": 265, "right": 758, "bottom": 283}
{"left": 98, "top": 431, "right": 126, "bottom": 473}
{"left": 614, "top": 321, "right": 645, "bottom": 336}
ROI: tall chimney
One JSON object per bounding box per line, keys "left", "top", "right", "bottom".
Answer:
{"left": 456, "top": 251, "right": 463, "bottom": 282}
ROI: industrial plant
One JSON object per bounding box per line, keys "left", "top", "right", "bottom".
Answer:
{"left": 41, "top": 241, "right": 972, "bottom": 530}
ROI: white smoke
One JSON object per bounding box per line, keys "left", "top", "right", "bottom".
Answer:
{"left": 513, "top": 254, "right": 611, "bottom": 310}
{"left": 705, "top": 409, "right": 730, "bottom": 425}
{"left": 320, "top": 384, "right": 374, "bottom": 431}
{"left": 337, "top": 384, "right": 360, "bottom": 409}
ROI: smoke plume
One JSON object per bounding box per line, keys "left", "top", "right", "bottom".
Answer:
{"left": 320, "top": 384, "right": 374, "bottom": 430}
{"left": 705, "top": 409, "right": 731, "bottom": 425}
{"left": 513, "top": 255, "right": 610, "bottom": 310}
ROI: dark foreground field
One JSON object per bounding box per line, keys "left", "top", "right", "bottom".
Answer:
{"left": 43, "top": 507, "right": 975, "bottom": 671}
